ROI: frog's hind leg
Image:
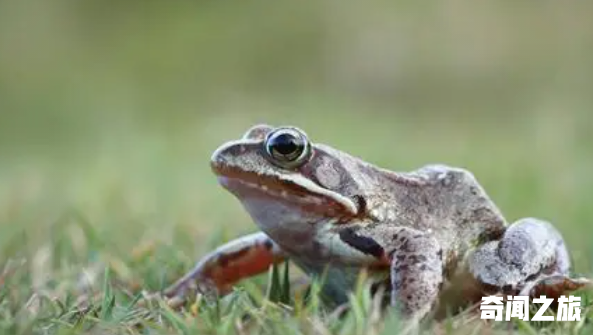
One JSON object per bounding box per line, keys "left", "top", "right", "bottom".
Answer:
{"left": 162, "top": 232, "right": 286, "bottom": 308}
{"left": 469, "top": 217, "right": 589, "bottom": 297}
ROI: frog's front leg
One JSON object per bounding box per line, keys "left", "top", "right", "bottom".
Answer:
{"left": 388, "top": 229, "right": 444, "bottom": 321}
{"left": 337, "top": 226, "right": 444, "bottom": 320}
{"left": 469, "top": 218, "right": 587, "bottom": 297}
{"left": 163, "top": 232, "right": 285, "bottom": 307}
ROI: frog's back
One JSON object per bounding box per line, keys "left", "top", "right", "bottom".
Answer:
{"left": 383, "top": 164, "right": 508, "bottom": 253}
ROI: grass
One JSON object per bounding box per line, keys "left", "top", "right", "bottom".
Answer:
{"left": 0, "top": 112, "right": 592, "bottom": 334}
{"left": 1, "top": 239, "right": 592, "bottom": 335}
{"left": 1, "top": 1, "right": 593, "bottom": 334}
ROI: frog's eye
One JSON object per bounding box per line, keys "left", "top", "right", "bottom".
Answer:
{"left": 264, "top": 127, "right": 311, "bottom": 169}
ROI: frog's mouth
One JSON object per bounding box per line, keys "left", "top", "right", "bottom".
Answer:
{"left": 213, "top": 167, "right": 358, "bottom": 218}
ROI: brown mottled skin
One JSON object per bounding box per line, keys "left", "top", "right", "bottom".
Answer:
{"left": 161, "top": 125, "right": 590, "bottom": 322}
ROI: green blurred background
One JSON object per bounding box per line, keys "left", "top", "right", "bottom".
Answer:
{"left": 0, "top": 2, "right": 592, "bottom": 285}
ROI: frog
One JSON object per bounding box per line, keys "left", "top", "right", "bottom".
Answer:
{"left": 160, "top": 124, "right": 590, "bottom": 322}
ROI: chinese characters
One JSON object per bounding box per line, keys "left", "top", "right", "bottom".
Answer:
{"left": 480, "top": 295, "right": 581, "bottom": 321}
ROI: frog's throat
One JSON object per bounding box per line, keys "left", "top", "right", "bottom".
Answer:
{"left": 213, "top": 167, "right": 358, "bottom": 217}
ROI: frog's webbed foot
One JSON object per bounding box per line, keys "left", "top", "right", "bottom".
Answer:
{"left": 157, "top": 232, "right": 285, "bottom": 308}
{"left": 518, "top": 274, "right": 592, "bottom": 298}
{"left": 161, "top": 275, "right": 219, "bottom": 309}
{"left": 469, "top": 217, "right": 587, "bottom": 296}
{"left": 387, "top": 228, "right": 444, "bottom": 322}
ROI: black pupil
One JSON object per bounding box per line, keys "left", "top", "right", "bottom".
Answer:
{"left": 271, "top": 133, "right": 301, "bottom": 157}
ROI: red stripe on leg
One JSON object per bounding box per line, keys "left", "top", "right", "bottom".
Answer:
{"left": 204, "top": 243, "right": 284, "bottom": 292}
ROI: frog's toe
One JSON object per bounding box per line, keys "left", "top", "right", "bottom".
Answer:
{"left": 519, "top": 275, "right": 592, "bottom": 298}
